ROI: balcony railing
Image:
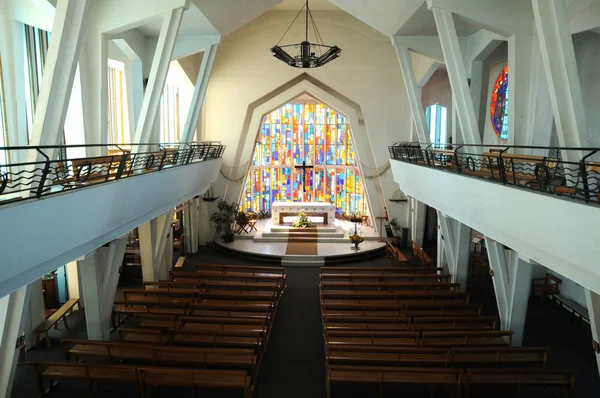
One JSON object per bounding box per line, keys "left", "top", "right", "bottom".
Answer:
{"left": 0, "top": 141, "right": 225, "bottom": 206}
{"left": 389, "top": 142, "right": 600, "bottom": 206}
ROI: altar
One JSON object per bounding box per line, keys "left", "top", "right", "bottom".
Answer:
{"left": 271, "top": 202, "right": 336, "bottom": 225}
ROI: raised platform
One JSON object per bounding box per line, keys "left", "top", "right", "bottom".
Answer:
{"left": 215, "top": 218, "right": 385, "bottom": 266}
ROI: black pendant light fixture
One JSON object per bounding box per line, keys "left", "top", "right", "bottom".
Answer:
{"left": 270, "top": 0, "right": 341, "bottom": 68}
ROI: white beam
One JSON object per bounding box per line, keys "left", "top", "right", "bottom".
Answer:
{"left": 486, "top": 238, "right": 533, "bottom": 346}
{"left": 27, "top": 0, "right": 91, "bottom": 162}
{"left": 181, "top": 43, "right": 218, "bottom": 143}
{"left": 532, "top": 0, "right": 589, "bottom": 162}
{"left": 508, "top": 29, "right": 535, "bottom": 148}
{"left": 133, "top": 7, "right": 185, "bottom": 150}
{"left": 172, "top": 34, "right": 221, "bottom": 60}
{"left": 95, "top": 0, "right": 189, "bottom": 35}
{"left": 139, "top": 210, "right": 174, "bottom": 282}
{"left": 585, "top": 289, "right": 600, "bottom": 375}
{"left": 392, "top": 36, "right": 444, "bottom": 64}
{"left": 394, "top": 45, "right": 430, "bottom": 145}
{"left": 438, "top": 213, "right": 470, "bottom": 291}
{"left": 432, "top": 8, "right": 482, "bottom": 147}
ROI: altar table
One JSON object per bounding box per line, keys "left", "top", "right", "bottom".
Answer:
{"left": 272, "top": 202, "right": 335, "bottom": 225}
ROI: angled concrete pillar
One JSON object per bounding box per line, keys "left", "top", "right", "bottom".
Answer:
{"left": 0, "top": 285, "right": 30, "bottom": 398}
{"left": 78, "top": 236, "right": 127, "bottom": 340}
{"left": 438, "top": 213, "right": 470, "bottom": 291}
{"left": 409, "top": 197, "right": 426, "bottom": 248}
{"left": 394, "top": 45, "right": 430, "bottom": 145}
{"left": 27, "top": 0, "right": 91, "bottom": 162}
{"left": 0, "top": 16, "right": 28, "bottom": 158}
{"left": 23, "top": 279, "right": 45, "bottom": 349}
{"left": 431, "top": 8, "right": 482, "bottom": 148}
{"left": 585, "top": 289, "right": 600, "bottom": 375}
{"left": 139, "top": 210, "right": 175, "bottom": 282}
{"left": 198, "top": 200, "right": 213, "bottom": 245}
{"left": 486, "top": 237, "right": 533, "bottom": 346}
{"left": 181, "top": 43, "right": 219, "bottom": 143}
{"left": 184, "top": 197, "right": 200, "bottom": 253}
{"left": 65, "top": 261, "right": 82, "bottom": 304}
{"left": 532, "top": 0, "right": 589, "bottom": 161}
{"left": 133, "top": 7, "right": 185, "bottom": 149}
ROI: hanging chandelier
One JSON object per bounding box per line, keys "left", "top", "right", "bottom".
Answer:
{"left": 270, "top": 0, "right": 342, "bottom": 68}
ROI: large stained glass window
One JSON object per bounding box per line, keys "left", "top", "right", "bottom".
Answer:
{"left": 490, "top": 65, "right": 508, "bottom": 140}
{"left": 242, "top": 101, "right": 367, "bottom": 216}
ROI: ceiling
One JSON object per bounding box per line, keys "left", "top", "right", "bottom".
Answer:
{"left": 274, "top": 0, "right": 341, "bottom": 11}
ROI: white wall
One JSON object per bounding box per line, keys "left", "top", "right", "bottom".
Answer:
{"left": 569, "top": 31, "right": 600, "bottom": 150}
{"left": 203, "top": 10, "right": 411, "bottom": 226}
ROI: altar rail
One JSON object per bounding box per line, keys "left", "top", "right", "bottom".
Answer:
{"left": 388, "top": 142, "right": 600, "bottom": 206}
{"left": 0, "top": 141, "right": 225, "bottom": 206}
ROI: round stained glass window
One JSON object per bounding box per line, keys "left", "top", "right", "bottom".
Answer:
{"left": 490, "top": 65, "right": 509, "bottom": 139}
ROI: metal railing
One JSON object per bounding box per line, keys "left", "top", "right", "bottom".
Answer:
{"left": 0, "top": 141, "right": 225, "bottom": 206}
{"left": 389, "top": 142, "right": 600, "bottom": 206}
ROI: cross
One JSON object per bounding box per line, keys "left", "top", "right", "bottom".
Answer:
{"left": 294, "top": 160, "right": 314, "bottom": 193}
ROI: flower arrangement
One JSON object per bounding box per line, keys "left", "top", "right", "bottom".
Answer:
{"left": 292, "top": 210, "right": 313, "bottom": 228}
{"left": 349, "top": 233, "right": 364, "bottom": 249}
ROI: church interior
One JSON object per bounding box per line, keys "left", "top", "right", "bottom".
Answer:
{"left": 1, "top": 0, "right": 600, "bottom": 397}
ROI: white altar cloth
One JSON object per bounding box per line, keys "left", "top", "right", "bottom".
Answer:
{"left": 271, "top": 202, "right": 335, "bottom": 225}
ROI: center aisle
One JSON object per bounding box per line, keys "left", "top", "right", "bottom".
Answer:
{"left": 255, "top": 267, "right": 326, "bottom": 398}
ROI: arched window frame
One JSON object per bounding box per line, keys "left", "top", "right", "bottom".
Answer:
{"left": 490, "top": 65, "right": 509, "bottom": 140}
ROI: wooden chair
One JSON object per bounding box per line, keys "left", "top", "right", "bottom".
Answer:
{"left": 531, "top": 273, "right": 561, "bottom": 302}
{"left": 235, "top": 212, "right": 251, "bottom": 234}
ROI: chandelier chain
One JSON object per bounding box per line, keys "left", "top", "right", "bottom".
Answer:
{"left": 276, "top": 3, "right": 306, "bottom": 46}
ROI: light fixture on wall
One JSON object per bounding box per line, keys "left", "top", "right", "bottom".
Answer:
{"left": 270, "top": 0, "right": 341, "bottom": 68}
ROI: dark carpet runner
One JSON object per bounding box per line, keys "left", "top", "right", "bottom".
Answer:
{"left": 285, "top": 227, "right": 319, "bottom": 255}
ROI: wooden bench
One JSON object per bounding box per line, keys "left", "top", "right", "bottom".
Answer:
{"left": 403, "top": 302, "right": 482, "bottom": 317}
{"left": 553, "top": 294, "right": 590, "bottom": 323}
{"left": 449, "top": 347, "right": 549, "bottom": 368}
{"left": 410, "top": 240, "right": 434, "bottom": 266}
{"left": 320, "top": 281, "right": 459, "bottom": 291}
{"left": 170, "top": 329, "right": 263, "bottom": 351}
{"left": 531, "top": 273, "right": 562, "bottom": 302}
{"left": 320, "top": 276, "right": 452, "bottom": 288}
{"left": 174, "top": 256, "right": 186, "bottom": 268}
{"left": 326, "top": 365, "right": 461, "bottom": 398}
{"left": 137, "top": 366, "right": 251, "bottom": 398}
{"left": 324, "top": 320, "right": 411, "bottom": 331}
{"left": 461, "top": 368, "right": 576, "bottom": 398}
{"left": 118, "top": 327, "right": 170, "bottom": 345}
{"left": 325, "top": 332, "right": 420, "bottom": 347}
{"left": 35, "top": 298, "right": 80, "bottom": 347}
{"left": 385, "top": 240, "right": 408, "bottom": 264}
{"left": 320, "top": 266, "right": 443, "bottom": 275}
{"left": 420, "top": 330, "right": 512, "bottom": 347}
{"left": 191, "top": 308, "right": 272, "bottom": 320}
{"left": 410, "top": 316, "right": 498, "bottom": 331}
{"left": 33, "top": 361, "right": 139, "bottom": 397}
{"left": 327, "top": 347, "right": 449, "bottom": 367}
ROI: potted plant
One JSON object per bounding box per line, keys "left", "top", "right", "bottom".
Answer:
{"left": 389, "top": 218, "right": 402, "bottom": 246}
{"left": 209, "top": 200, "right": 239, "bottom": 243}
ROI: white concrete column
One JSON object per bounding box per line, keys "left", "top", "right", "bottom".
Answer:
{"left": 0, "top": 285, "right": 30, "bottom": 398}
{"left": 0, "top": 17, "right": 29, "bottom": 158}
{"left": 133, "top": 7, "right": 185, "bottom": 148}
{"left": 27, "top": 0, "right": 91, "bottom": 161}
{"left": 198, "top": 200, "right": 212, "bottom": 245}
{"left": 181, "top": 44, "right": 219, "bottom": 143}
{"left": 78, "top": 236, "right": 127, "bottom": 340}
{"left": 438, "top": 213, "right": 470, "bottom": 291}
{"left": 486, "top": 237, "right": 533, "bottom": 346}
{"left": 184, "top": 197, "right": 200, "bottom": 253}
{"left": 532, "top": 0, "right": 590, "bottom": 161}
{"left": 24, "top": 279, "right": 45, "bottom": 349}
{"left": 80, "top": 24, "right": 108, "bottom": 156}
{"left": 139, "top": 210, "right": 175, "bottom": 282}
{"left": 585, "top": 289, "right": 600, "bottom": 374}
{"left": 394, "top": 45, "right": 430, "bottom": 145}
{"left": 431, "top": 7, "right": 482, "bottom": 148}
{"left": 410, "top": 197, "right": 426, "bottom": 248}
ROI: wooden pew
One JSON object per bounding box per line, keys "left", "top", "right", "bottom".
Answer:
{"left": 321, "top": 290, "right": 469, "bottom": 301}
{"left": 62, "top": 339, "right": 258, "bottom": 379}
{"left": 385, "top": 240, "right": 409, "bottom": 264}
{"left": 320, "top": 267, "right": 444, "bottom": 276}
{"left": 410, "top": 240, "right": 434, "bottom": 266}
{"left": 190, "top": 308, "right": 272, "bottom": 321}
{"left": 118, "top": 327, "right": 170, "bottom": 345}
{"left": 320, "top": 281, "right": 460, "bottom": 291}
{"left": 324, "top": 319, "right": 411, "bottom": 331}
{"left": 35, "top": 298, "right": 80, "bottom": 347}
{"left": 320, "top": 276, "right": 452, "bottom": 288}
{"left": 33, "top": 361, "right": 139, "bottom": 397}
{"left": 192, "top": 299, "right": 274, "bottom": 313}
{"left": 137, "top": 366, "right": 251, "bottom": 398}
{"left": 410, "top": 316, "right": 498, "bottom": 331}
{"left": 171, "top": 269, "right": 285, "bottom": 283}
{"left": 170, "top": 329, "right": 263, "bottom": 351}
{"left": 449, "top": 347, "right": 549, "bottom": 368}
{"left": 420, "top": 330, "right": 513, "bottom": 347}
{"left": 403, "top": 302, "right": 482, "bottom": 317}
{"left": 461, "top": 368, "right": 576, "bottom": 398}
{"left": 327, "top": 347, "right": 449, "bottom": 367}
{"left": 326, "top": 365, "right": 461, "bottom": 398}
{"left": 325, "top": 331, "right": 420, "bottom": 347}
